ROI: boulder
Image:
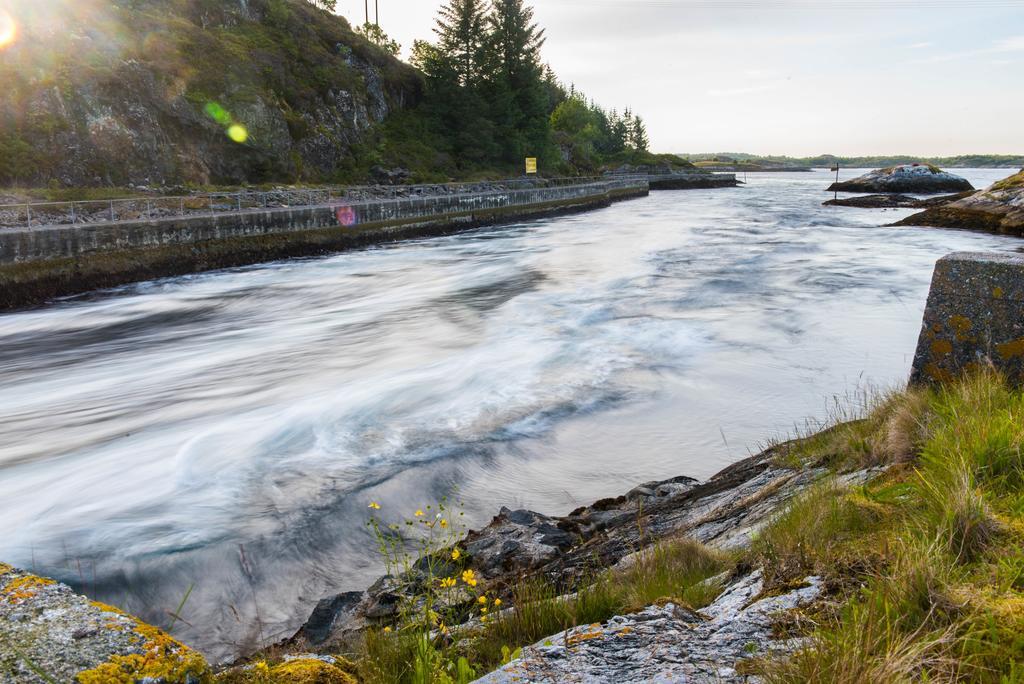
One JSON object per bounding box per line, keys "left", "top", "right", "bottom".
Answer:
{"left": 895, "top": 169, "right": 1024, "bottom": 235}
{"left": 828, "top": 164, "right": 974, "bottom": 194}
{"left": 0, "top": 562, "right": 211, "bottom": 683}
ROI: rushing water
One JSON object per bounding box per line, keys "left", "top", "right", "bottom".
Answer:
{"left": 0, "top": 169, "right": 1019, "bottom": 660}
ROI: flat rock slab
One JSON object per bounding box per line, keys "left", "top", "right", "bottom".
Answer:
{"left": 823, "top": 192, "right": 972, "bottom": 209}
{"left": 0, "top": 562, "right": 210, "bottom": 683}
{"left": 911, "top": 252, "right": 1024, "bottom": 385}
{"left": 475, "top": 570, "right": 822, "bottom": 683}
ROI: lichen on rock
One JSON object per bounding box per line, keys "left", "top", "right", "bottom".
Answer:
{"left": 0, "top": 564, "right": 211, "bottom": 683}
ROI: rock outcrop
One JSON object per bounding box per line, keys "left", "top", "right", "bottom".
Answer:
{"left": 895, "top": 169, "right": 1024, "bottom": 235}
{"left": 288, "top": 447, "right": 862, "bottom": 654}
{"left": 0, "top": 0, "right": 419, "bottom": 187}
{"left": 828, "top": 164, "right": 974, "bottom": 194}
{"left": 477, "top": 571, "right": 823, "bottom": 684}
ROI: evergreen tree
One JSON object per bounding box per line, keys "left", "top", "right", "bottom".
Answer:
{"left": 609, "top": 110, "right": 629, "bottom": 154}
{"left": 433, "top": 0, "right": 489, "bottom": 87}
{"left": 485, "top": 0, "right": 550, "bottom": 164}
{"left": 630, "top": 115, "right": 650, "bottom": 152}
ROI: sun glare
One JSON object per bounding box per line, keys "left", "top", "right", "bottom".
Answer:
{"left": 0, "top": 11, "right": 17, "bottom": 49}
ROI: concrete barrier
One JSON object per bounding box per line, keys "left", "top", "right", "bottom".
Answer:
{"left": 911, "top": 252, "right": 1024, "bottom": 384}
{"left": 0, "top": 179, "right": 647, "bottom": 309}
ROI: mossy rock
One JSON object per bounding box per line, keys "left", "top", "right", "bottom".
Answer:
{"left": 0, "top": 563, "right": 211, "bottom": 683}
{"left": 216, "top": 657, "right": 356, "bottom": 683}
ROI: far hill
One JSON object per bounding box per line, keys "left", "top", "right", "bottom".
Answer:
{"left": 682, "top": 153, "right": 1024, "bottom": 169}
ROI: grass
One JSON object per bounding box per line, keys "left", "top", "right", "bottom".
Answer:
{"left": 752, "top": 371, "right": 1024, "bottom": 683}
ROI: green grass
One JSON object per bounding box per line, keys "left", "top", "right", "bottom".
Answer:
{"left": 752, "top": 372, "right": 1024, "bottom": 683}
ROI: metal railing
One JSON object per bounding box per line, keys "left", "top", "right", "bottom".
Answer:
{"left": 0, "top": 176, "right": 631, "bottom": 231}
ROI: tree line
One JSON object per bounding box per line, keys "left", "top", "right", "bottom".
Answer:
{"left": 390, "top": 0, "right": 650, "bottom": 174}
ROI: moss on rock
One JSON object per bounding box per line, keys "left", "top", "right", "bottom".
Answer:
{"left": 0, "top": 563, "right": 212, "bottom": 683}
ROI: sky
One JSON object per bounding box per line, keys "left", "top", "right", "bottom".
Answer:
{"left": 334, "top": 0, "right": 1024, "bottom": 157}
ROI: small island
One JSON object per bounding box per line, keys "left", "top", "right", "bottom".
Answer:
{"left": 828, "top": 164, "right": 975, "bottom": 194}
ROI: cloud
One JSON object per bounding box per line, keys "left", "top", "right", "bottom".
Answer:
{"left": 708, "top": 82, "right": 781, "bottom": 98}
{"left": 992, "top": 35, "right": 1024, "bottom": 52}
{"left": 912, "top": 34, "right": 1024, "bottom": 64}
{"left": 908, "top": 41, "right": 932, "bottom": 49}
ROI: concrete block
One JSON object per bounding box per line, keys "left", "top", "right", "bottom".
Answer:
{"left": 911, "top": 252, "right": 1024, "bottom": 384}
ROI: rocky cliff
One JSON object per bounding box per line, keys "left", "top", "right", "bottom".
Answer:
{"left": 0, "top": 0, "right": 420, "bottom": 187}
{"left": 896, "top": 169, "right": 1024, "bottom": 235}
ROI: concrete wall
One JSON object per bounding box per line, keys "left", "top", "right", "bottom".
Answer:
{"left": 0, "top": 180, "right": 646, "bottom": 266}
{"left": 911, "top": 252, "right": 1024, "bottom": 384}
{"left": 0, "top": 179, "right": 647, "bottom": 309}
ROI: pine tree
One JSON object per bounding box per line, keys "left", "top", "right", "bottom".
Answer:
{"left": 630, "top": 115, "right": 650, "bottom": 152}
{"left": 434, "top": 0, "right": 489, "bottom": 87}
{"left": 485, "top": 0, "right": 550, "bottom": 163}
{"left": 609, "top": 110, "right": 629, "bottom": 154}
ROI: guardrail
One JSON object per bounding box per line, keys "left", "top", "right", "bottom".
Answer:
{"left": 0, "top": 176, "right": 617, "bottom": 231}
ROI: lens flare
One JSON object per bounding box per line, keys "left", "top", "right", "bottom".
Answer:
{"left": 335, "top": 205, "right": 357, "bottom": 227}
{"left": 0, "top": 11, "right": 17, "bottom": 49}
{"left": 204, "top": 102, "right": 249, "bottom": 144}
{"left": 227, "top": 124, "right": 248, "bottom": 144}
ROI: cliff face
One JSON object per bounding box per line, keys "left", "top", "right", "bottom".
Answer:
{"left": 0, "top": 0, "right": 421, "bottom": 187}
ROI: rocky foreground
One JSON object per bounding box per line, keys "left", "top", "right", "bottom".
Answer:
{"left": 1, "top": 437, "right": 872, "bottom": 683}
{"left": 828, "top": 164, "right": 974, "bottom": 194}
{"left": 284, "top": 443, "right": 878, "bottom": 682}
{"left": 895, "top": 169, "right": 1024, "bottom": 235}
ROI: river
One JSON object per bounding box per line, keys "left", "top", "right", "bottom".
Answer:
{"left": 0, "top": 168, "right": 1018, "bottom": 661}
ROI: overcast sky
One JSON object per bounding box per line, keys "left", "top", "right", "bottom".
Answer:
{"left": 334, "top": 0, "right": 1023, "bottom": 157}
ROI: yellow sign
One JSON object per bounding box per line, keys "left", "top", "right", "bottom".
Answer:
{"left": 525, "top": 157, "right": 538, "bottom": 174}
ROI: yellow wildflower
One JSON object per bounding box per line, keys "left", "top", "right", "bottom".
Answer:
{"left": 440, "top": 519, "right": 448, "bottom": 528}
{"left": 478, "top": 596, "right": 487, "bottom": 604}
{"left": 451, "top": 549, "right": 461, "bottom": 561}
{"left": 439, "top": 577, "right": 457, "bottom": 589}
{"left": 415, "top": 509, "right": 425, "bottom": 517}
{"left": 462, "top": 569, "right": 478, "bottom": 587}
{"left": 494, "top": 598, "right": 502, "bottom": 607}
{"left": 383, "top": 626, "right": 392, "bottom": 633}
{"left": 368, "top": 502, "right": 381, "bottom": 510}
{"left": 481, "top": 606, "right": 488, "bottom": 613}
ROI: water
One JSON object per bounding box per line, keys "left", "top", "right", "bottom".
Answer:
{"left": 0, "top": 169, "right": 1019, "bottom": 661}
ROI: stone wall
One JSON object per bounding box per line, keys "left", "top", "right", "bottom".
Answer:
{"left": 0, "top": 180, "right": 647, "bottom": 309}
{"left": 911, "top": 252, "right": 1024, "bottom": 384}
